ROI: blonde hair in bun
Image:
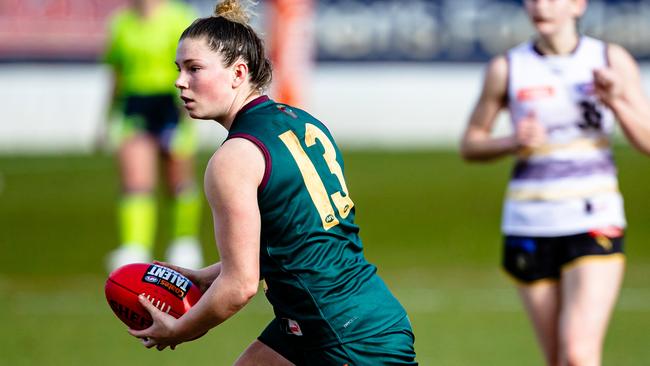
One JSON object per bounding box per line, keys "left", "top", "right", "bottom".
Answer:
{"left": 180, "top": 0, "right": 272, "bottom": 91}
{"left": 214, "top": 0, "right": 255, "bottom": 24}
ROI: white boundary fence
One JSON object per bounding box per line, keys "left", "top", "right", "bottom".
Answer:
{"left": 1, "top": 63, "right": 649, "bottom": 153}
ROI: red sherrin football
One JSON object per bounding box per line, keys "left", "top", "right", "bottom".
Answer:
{"left": 105, "top": 263, "right": 202, "bottom": 330}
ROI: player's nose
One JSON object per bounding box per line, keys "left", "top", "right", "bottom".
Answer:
{"left": 175, "top": 72, "right": 188, "bottom": 89}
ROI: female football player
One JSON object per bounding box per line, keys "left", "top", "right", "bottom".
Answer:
{"left": 461, "top": 0, "right": 650, "bottom": 365}
{"left": 128, "top": 1, "right": 417, "bottom": 364}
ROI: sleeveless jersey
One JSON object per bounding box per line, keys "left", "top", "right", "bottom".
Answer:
{"left": 503, "top": 36, "right": 626, "bottom": 236}
{"left": 227, "top": 96, "right": 406, "bottom": 348}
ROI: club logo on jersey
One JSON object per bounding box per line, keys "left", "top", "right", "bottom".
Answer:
{"left": 516, "top": 86, "right": 555, "bottom": 101}
{"left": 575, "top": 82, "right": 595, "bottom": 95}
{"left": 142, "top": 264, "right": 192, "bottom": 300}
{"left": 277, "top": 104, "right": 298, "bottom": 118}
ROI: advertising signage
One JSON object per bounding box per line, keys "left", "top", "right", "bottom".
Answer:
{"left": 314, "top": 0, "right": 650, "bottom": 61}
{"left": 1, "top": 0, "right": 648, "bottom": 62}
{"left": 0, "top": 0, "right": 126, "bottom": 61}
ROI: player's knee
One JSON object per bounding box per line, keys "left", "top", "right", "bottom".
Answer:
{"left": 562, "top": 340, "right": 600, "bottom": 366}
{"left": 168, "top": 179, "right": 194, "bottom": 195}
{"left": 234, "top": 340, "right": 293, "bottom": 366}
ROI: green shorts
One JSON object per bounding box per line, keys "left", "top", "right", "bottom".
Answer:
{"left": 258, "top": 315, "right": 417, "bottom": 365}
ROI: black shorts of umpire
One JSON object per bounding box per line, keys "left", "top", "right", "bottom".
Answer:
{"left": 123, "top": 94, "right": 180, "bottom": 136}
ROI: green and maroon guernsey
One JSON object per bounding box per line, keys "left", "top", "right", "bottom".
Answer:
{"left": 226, "top": 96, "right": 407, "bottom": 348}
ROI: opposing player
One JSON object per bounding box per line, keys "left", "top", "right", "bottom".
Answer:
{"left": 128, "top": 1, "right": 417, "bottom": 364}
{"left": 461, "top": 0, "right": 650, "bottom": 365}
{"left": 104, "top": 0, "right": 203, "bottom": 271}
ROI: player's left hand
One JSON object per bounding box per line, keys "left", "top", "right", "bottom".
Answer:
{"left": 593, "top": 68, "right": 624, "bottom": 108}
{"left": 128, "top": 295, "right": 182, "bottom": 351}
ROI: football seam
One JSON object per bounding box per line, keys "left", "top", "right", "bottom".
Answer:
{"left": 107, "top": 278, "right": 182, "bottom": 317}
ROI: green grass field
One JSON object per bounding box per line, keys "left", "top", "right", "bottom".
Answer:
{"left": 1, "top": 147, "right": 649, "bottom": 365}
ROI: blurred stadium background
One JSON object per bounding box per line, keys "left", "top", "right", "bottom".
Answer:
{"left": 1, "top": 0, "right": 649, "bottom": 364}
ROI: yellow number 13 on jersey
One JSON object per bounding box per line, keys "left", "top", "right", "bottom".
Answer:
{"left": 279, "top": 123, "right": 354, "bottom": 230}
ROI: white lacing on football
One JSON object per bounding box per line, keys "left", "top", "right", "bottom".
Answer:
{"left": 141, "top": 293, "right": 172, "bottom": 313}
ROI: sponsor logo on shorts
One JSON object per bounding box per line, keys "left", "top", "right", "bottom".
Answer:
{"left": 589, "top": 226, "right": 623, "bottom": 251}
{"left": 343, "top": 316, "right": 358, "bottom": 328}
{"left": 593, "top": 234, "right": 613, "bottom": 251}
{"left": 282, "top": 318, "right": 303, "bottom": 336}
{"left": 516, "top": 254, "right": 529, "bottom": 271}
{"left": 142, "top": 264, "right": 192, "bottom": 300}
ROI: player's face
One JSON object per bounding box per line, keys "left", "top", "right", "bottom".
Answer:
{"left": 524, "top": 0, "right": 585, "bottom": 36}
{"left": 175, "top": 37, "right": 236, "bottom": 121}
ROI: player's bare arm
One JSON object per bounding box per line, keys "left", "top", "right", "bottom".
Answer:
{"left": 594, "top": 43, "right": 650, "bottom": 155}
{"left": 461, "top": 55, "right": 519, "bottom": 161}
{"left": 129, "top": 138, "right": 265, "bottom": 349}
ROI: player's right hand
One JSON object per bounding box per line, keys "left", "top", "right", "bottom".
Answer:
{"left": 128, "top": 294, "right": 183, "bottom": 351}
{"left": 515, "top": 111, "right": 547, "bottom": 152}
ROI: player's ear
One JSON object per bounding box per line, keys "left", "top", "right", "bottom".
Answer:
{"left": 232, "top": 59, "right": 249, "bottom": 88}
{"left": 573, "top": 0, "right": 588, "bottom": 18}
